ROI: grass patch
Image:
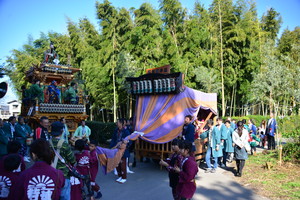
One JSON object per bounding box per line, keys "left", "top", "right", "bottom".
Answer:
{"left": 231, "top": 150, "right": 300, "bottom": 200}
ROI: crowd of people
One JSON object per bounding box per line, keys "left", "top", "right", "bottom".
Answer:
{"left": 0, "top": 115, "right": 137, "bottom": 200}
{"left": 0, "top": 113, "right": 277, "bottom": 200}
{"left": 0, "top": 116, "right": 102, "bottom": 200}
{"left": 21, "top": 79, "right": 79, "bottom": 105}
{"left": 159, "top": 113, "right": 278, "bottom": 200}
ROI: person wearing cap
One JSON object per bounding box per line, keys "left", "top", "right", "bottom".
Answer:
{"left": 50, "top": 121, "right": 76, "bottom": 200}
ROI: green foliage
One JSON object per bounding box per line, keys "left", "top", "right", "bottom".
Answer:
{"left": 131, "top": 3, "right": 164, "bottom": 73}
{"left": 230, "top": 115, "right": 268, "bottom": 127}
{"left": 261, "top": 7, "right": 282, "bottom": 40}
{"left": 282, "top": 142, "right": 300, "bottom": 163}
{"left": 249, "top": 39, "right": 299, "bottom": 115}
{"left": 278, "top": 115, "right": 300, "bottom": 139}
{"left": 194, "top": 66, "right": 221, "bottom": 93}
{"left": 5, "top": 0, "right": 298, "bottom": 118}
{"left": 245, "top": 151, "right": 300, "bottom": 200}
{"left": 247, "top": 150, "right": 278, "bottom": 164}
{"left": 86, "top": 121, "right": 116, "bottom": 145}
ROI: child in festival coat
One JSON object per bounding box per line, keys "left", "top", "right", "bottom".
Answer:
{"left": 0, "top": 141, "right": 26, "bottom": 174}
{"left": 159, "top": 139, "right": 182, "bottom": 200}
{"left": 0, "top": 154, "right": 21, "bottom": 199}
{"left": 174, "top": 140, "right": 198, "bottom": 200}
{"left": 8, "top": 139, "right": 65, "bottom": 200}
{"left": 89, "top": 140, "right": 102, "bottom": 199}
{"left": 249, "top": 133, "right": 260, "bottom": 156}
{"left": 72, "top": 139, "right": 93, "bottom": 199}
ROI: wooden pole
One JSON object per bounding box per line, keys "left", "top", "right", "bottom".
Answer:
{"left": 199, "top": 112, "right": 213, "bottom": 133}
{"left": 279, "top": 144, "right": 283, "bottom": 166}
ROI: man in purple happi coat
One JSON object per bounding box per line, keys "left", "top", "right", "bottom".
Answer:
{"left": 8, "top": 139, "right": 65, "bottom": 200}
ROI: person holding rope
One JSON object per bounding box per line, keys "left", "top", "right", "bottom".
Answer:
{"left": 110, "top": 118, "right": 131, "bottom": 184}
{"left": 50, "top": 121, "right": 76, "bottom": 200}
{"left": 173, "top": 140, "right": 198, "bottom": 200}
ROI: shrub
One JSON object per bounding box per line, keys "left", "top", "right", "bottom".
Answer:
{"left": 86, "top": 121, "right": 116, "bottom": 145}
{"left": 230, "top": 115, "right": 269, "bottom": 127}
{"left": 282, "top": 142, "right": 300, "bottom": 163}
{"left": 278, "top": 115, "right": 300, "bottom": 139}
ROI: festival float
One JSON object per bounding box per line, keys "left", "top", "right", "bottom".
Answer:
{"left": 21, "top": 42, "right": 88, "bottom": 133}
{"left": 126, "top": 65, "right": 218, "bottom": 163}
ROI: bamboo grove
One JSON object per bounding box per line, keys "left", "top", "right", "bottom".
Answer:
{"left": 5, "top": 0, "right": 300, "bottom": 119}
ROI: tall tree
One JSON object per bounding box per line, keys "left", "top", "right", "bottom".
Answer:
{"left": 261, "top": 7, "right": 282, "bottom": 40}
{"left": 209, "top": 0, "right": 236, "bottom": 116}
{"left": 96, "top": 0, "right": 134, "bottom": 121}
{"left": 130, "top": 3, "right": 164, "bottom": 74}
{"left": 159, "top": 0, "right": 185, "bottom": 51}
{"left": 159, "top": 0, "right": 186, "bottom": 72}
{"left": 96, "top": 0, "right": 119, "bottom": 121}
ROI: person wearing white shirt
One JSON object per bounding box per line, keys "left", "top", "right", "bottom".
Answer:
{"left": 232, "top": 121, "right": 250, "bottom": 177}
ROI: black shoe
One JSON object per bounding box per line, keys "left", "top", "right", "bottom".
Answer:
{"left": 236, "top": 172, "right": 242, "bottom": 177}
{"left": 132, "top": 161, "right": 136, "bottom": 168}
{"left": 95, "top": 191, "right": 102, "bottom": 199}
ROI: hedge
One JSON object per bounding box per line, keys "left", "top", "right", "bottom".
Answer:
{"left": 229, "top": 115, "right": 269, "bottom": 127}
{"left": 277, "top": 115, "right": 300, "bottom": 139}
{"left": 282, "top": 142, "right": 300, "bottom": 163}
{"left": 86, "top": 121, "right": 116, "bottom": 145}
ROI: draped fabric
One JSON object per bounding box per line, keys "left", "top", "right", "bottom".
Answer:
{"left": 96, "top": 86, "right": 217, "bottom": 173}
{"left": 96, "top": 143, "right": 127, "bottom": 174}
{"left": 134, "top": 86, "right": 217, "bottom": 144}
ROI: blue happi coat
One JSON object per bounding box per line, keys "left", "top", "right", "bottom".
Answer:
{"left": 224, "top": 127, "right": 234, "bottom": 153}
{"left": 200, "top": 126, "right": 222, "bottom": 157}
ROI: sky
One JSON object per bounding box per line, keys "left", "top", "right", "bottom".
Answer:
{"left": 0, "top": 0, "right": 299, "bottom": 103}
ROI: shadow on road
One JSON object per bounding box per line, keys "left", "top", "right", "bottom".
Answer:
{"left": 95, "top": 158, "right": 268, "bottom": 200}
